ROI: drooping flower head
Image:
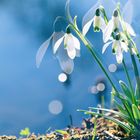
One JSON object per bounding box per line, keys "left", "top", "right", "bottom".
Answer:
{"left": 82, "top": 0, "right": 116, "bottom": 36}
{"left": 93, "top": 8, "right": 106, "bottom": 32}
{"left": 36, "top": 29, "right": 80, "bottom": 74}
{"left": 101, "top": 0, "right": 140, "bottom": 63}
{"left": 82, "top": 7, "right": 106, "bottom": 36}
{"left": 102, "top": 33, "right": 128, "bottom": 64}
{"left": 103, "top": 0, "right": 136, "bottom": 43}
{"left": 53, "top": 27, "right": 80, "bottom": 60}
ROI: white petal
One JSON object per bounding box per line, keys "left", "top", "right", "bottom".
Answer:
{"left": 120, "top": 42, "right": 128, "bottom": 52}
{"left": 82, "top": 19, "right": 93, "bottom": 36}
{"left": 64, "top": 34, "right": 76, "bottom": 59}
{"left": 103, "top": 20, "right": 113, "bottom": 43}
{"left": 122, "top": 0, "right": 133, "bottom": 24}
{"left": 36, "top": 35, "right": 52, "bottom": 68}
{"left": 124, "top": 21, "right": 136, "bottom": 36}
{"left": 113, "top": 17, "right": 120, "bottom": 29}
{"left": 53, "top": 36, "right": 64, "bottom": 54}
{"left": 116, "top": 46, "right": 123, "bottom": 64}
{"left": 102, "top": 41, "right": 112, "bottom": 54}
{"left": 112, "top": 40, "right": 119, "bottom": 52}
{"left": 100, "top": 17, "right": 106, "bottom": 32}
{"left": 66, "top": 46, "right": 76, "bottom": 59}
{"left": 56, "top": 45, "right": 74, "bottom": 74}
{"left": 82, "top": 0, "right": 100, "bottom": 35}
{"left": 52, "top": 31, "right": 65, "bottom": 54}
{"left": 72, "top": 35, "right": 80, "bottom": 50}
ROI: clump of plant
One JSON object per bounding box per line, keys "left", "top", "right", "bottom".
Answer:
{"left": 20, "top": 127, "right": 31, "bottom": 137}
{"left": 36, "top": 0, "right": 140, "bottom": 139}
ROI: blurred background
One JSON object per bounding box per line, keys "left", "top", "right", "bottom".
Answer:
{"left": 0, "top": 0, "right": 139, "bottom": 136}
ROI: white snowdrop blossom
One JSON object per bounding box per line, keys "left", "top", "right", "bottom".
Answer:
{"left": 36, "top": 31, "right": 76, "bottom": 74}
{"left": 103, "top": 9, "right": 136, "bottom": 43}
{"left": 53, "top": 30, "right": 80, "bottom": 60}
{"left": 103, "top": 10, "right": 120, "bottom": 43}
{"left": 82, "top": 0, "right": 116, "bottom": 36}
{"left": 82, "top": 8, "right": 106, "bottom": 36}
{"left": 102, "top": 34, "right": 128, "bottom": 64}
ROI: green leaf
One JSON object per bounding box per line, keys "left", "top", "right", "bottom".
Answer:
{"left": 135, "top": 84, "right": 139, "bottom": 101}
{"left": 123, "top": 100, "right": 135, "bottom": 121}
{"left": 112, "top": 90, "right": 127, "bottom": 101}
{"left": 132, "top": 104, "right": 140, "bottom": 121}
{"left": 88, "top": 107, "right": 129, "bottom": 120}
{"left": 113, "top": 100, "right": 128, "bottom": 115}
{"left": 113, "top": 89, "right": 135, "bottom": 122}
{"left": 84, "top": 111, "right": 132, "bottom": 133}
{"left": 119, "top": 80, "right": 135, "bottom": 104}
{"left": 55, "top": 130, "right": 69, "bottom": 135}
{"left": 113, "top": 100, "right": 135, "bottom": 124}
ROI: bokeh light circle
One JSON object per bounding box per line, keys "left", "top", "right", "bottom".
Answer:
{"left": 90, "top": 86, "right": 99, "bottom": 94}
{"left": 97, "top": 83, "right": 105, "bottom": 91}
{"left": 58, "top": 73, "right": 67, "bottom": 82}
{"left": 48, "top": 100, "right": 63, "bottom": 115}
{"left": 108, "top": 64, "right": 117, "bottom": 73}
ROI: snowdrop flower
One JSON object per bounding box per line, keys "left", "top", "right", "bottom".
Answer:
{"left": 82, "top": 7, "right": 106, "bottom": 36}
{"left": 103, "top": 0, "right": 136, "bottom": 43}
{"left": 53, "top": 28, "right": 80, "bottom": 60}
{"left": 94, "top": 8, "right": 106, "bottom": 32}
{"left": 82, "top": 0, "right": 116, "bottom": 36}
{"left": 102, "top": 34, "right": 128, "bottom": 64}
{"left": 103, "top": 9, "right": 120, "bottom": 43}
{"left": 36, "top": 31, "right": 76, "bottom": 74}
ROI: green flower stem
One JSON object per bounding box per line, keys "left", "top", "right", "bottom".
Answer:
{"left": 101, "top": 95, "right": 105, "bottom": 112}
{"left": 92, "top": 118, "right": 97, "bottom": 140}
{"left": 122, "top": 59, "right": 136, "bottom": 104}
{"left": 117, "top": 7, "right": 140, "bottom": 100}
{"left": 122, "top": 60, "right": 134, "bottom": 93}
{"left": 126, "top": 37, "right": 140, "bottom": 100}
{"left": 100, "top": 6, "right": 108, "bottom": 24}
{"left": 70, "top": 24, "right": 118, "bottom": 93}
{"left": 130, "top": 53, "right": 140, "bottom": 100}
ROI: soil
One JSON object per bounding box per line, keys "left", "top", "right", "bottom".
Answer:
{"left": 0, "top": 112, "right": 136, "bottom": 140}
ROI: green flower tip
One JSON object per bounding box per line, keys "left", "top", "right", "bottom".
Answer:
{"left": 112, "top": 48, "right": 116, "bottom": 54}
{"left": 94, "top": 27, "right": 100, "bottom": 32}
